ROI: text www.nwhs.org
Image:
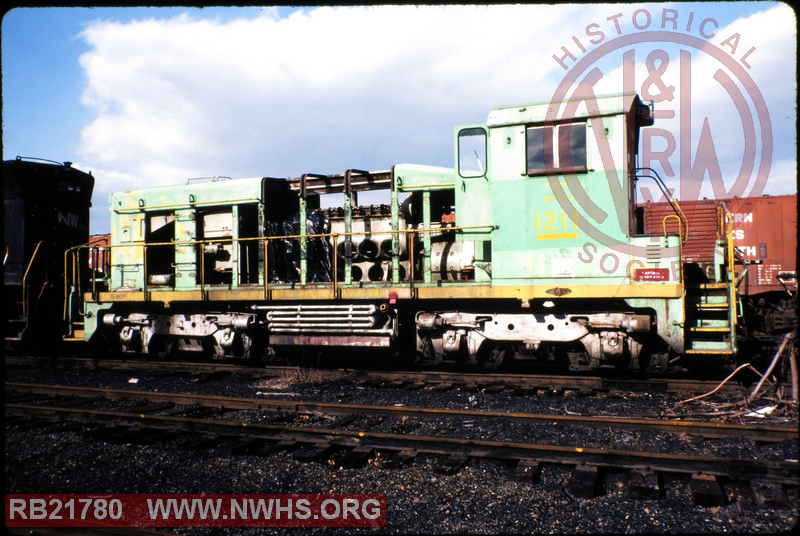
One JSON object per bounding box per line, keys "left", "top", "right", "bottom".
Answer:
{"left": 5, "top": 494, "right": 386, "bottom": 527}
{"left": 149, "top": 496, "right": 383, "bottom": 522}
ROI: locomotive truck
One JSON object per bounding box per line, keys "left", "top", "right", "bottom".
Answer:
{"left": 9, "top": 92, "right": 782, "bottom": 372}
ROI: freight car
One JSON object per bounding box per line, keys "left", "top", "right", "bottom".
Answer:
{"left": 4, "top": 157, "right": 94, "bottom": 352}
{"left": 640, "top": 195, "right": 797, "bottom": 336}
{"left": 10, "top": 92, "right": 777, "bottom": 373}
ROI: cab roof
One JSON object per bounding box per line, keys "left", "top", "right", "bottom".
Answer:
{"left": 486, "top": 92, "right": 649, "bottom": 127}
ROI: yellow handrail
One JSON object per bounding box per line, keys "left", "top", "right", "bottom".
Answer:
{"left": 113, "top": 197, "right": 261, "bottom": 213}
{"left": 717, "top": 203, "right": 736, "bottom": 278}
{"left": 636, "top": 167, "right": 689, "bottom": 244}
{"left": 716, "top": 202, "right": 738, "bottom": 331}
{"left": 74, "top": 223, "right": 498, "bottom": 302}
{"left": 22, "top": 241, "right": 45, "bottom": 317}
{"left": 64, "top": 237, "right": 110, "bottom": 323}
{"left": 662, "top": 214, "right": 684, "bottom": 243}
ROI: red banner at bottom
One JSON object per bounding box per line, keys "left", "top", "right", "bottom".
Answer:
{"left": 5, "top": 494, "right": 386, "bottom": 527}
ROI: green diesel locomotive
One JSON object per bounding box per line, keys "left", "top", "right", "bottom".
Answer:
{"left": 69, "top": 92, "right": 743, "bottom": 371}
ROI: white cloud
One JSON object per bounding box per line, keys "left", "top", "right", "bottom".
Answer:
{"left": 77, "top": 5, "right": 611, "bottom": 192}
{"left": 759, "top": 157, "right": 798, "bottom": 196}
{"left": 677, "top": 3, "right": 796, "bottom": 199}
{"left": 564, "top": 3, "right": 796, "bottom": 201}
{"left": 75, "top": 4, "right": 795, "bottom": 233}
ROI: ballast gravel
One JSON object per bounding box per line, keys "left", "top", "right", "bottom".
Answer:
{"left": 5, "top": 365, "right": 799, "bottom": 534}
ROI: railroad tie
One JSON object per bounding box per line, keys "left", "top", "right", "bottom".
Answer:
{"left": 566, "top": 464, "right": 601, "bottom": 499}
{"left": 435, "top": 454, "right": 468, "bottom": 475}
{"left": 511, "top": 459, "right": 541, "bottom": 483}
{"left": 336, "top": 446, "right": 376, "bottom": 469}
{"left": 627, "top": 468, "right": 660, "bottom": 500}
{"left": 751, "top": 480, "right": 791, "bottom": 509}
{"left": 690, "top": 473, "right": 727, "bottom": 507}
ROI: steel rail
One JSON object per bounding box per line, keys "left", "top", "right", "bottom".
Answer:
{"left": 4, "top": 356, "right": 748, "bottom": 395}
{"left": 6, "top": 383, "right": 797, "bottom": 443}
{"left": 5, "top": 402, "right": 797, "bottom": 485}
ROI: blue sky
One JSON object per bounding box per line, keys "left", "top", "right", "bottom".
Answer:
{"left": 2, "top": 4, "right": 796, "bottom": 234}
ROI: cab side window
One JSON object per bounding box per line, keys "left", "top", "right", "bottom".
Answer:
{"left": 526, "top": 122, "right": 587, "bottom": 176}
{"left": 458, "top": 127, "right": 487, "bottom": 178}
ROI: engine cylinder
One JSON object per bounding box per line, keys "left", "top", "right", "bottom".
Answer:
{"left": 359, "top": 239, "right": 380, "bottom": 260}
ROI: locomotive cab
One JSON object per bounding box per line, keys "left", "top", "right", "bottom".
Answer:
{"left": 419, "top": 92, "right": 687, "bottom": 370}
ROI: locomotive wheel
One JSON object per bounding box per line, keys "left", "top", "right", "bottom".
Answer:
{"left": 415, "top": 334, "right": 438, "bottom": 366}
{"left": 481, "top": 344, "right": 509, "bottom": 369}
{"left": 149, "top": 335, "right": 175, "bottom": 360}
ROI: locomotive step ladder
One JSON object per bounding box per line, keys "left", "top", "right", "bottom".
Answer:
{"left": 5, "top": 286, "right": 27, "bottom": 342}
{"left": 683, "top": 202, "right": 740, "bottom": 357}
{"left": 684, "top": 282, "right": 737, "bottom": 355}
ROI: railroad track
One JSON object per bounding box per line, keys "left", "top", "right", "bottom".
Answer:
{"left": 6, "top": 382, "right": 797, "bottom": 443}
{"left": 5, "top": 355, "right": 756, "bottom": 396}
{"left": 6, "top": 382, "right": 798, "bottom": 502}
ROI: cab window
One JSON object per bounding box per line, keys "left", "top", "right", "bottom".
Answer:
{"left": 526, "top": 122, "right": 587, "bottom": 175}
{"left": 458, "top": 127, "right": 487, "bottom": 178}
